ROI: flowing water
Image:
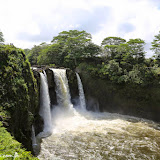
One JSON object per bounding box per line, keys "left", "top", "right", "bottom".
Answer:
{"left": 76, "top": 73, "right": 86, "bottom": 110}
{"left": 39, "top": 72, "right": 52, "bottom": 135}
{"left": 37, "top": 69, "right": 160, "bottom": 160}
{"left": 33, "top": 72, "right": 53, "bottom": 155}
{"left": 51, "top": 68, "right": 73, "bottom": 110}
{"left": 38, "top": 109, "right": 160, "bottom": 160}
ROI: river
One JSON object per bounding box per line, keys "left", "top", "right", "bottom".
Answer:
{"left": 38, "top": 107, "right": 160, "bottom": 160}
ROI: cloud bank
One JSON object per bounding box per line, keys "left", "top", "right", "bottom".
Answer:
{"left": 1, "top": 0, "right": 160, "bottom": 57}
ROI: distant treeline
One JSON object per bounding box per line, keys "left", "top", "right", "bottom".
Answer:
{"left": 23, "top": 30, "right": 160, "bottom": 85}
{"left": 1, "top": 29, "right": 160, "bottom": 85}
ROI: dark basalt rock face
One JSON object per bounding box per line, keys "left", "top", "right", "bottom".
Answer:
{"left": 45, "top": 69, "right": 57, "bottom": 107}
{"left": 66, "top": 69, "right": 79, "bottom": 106}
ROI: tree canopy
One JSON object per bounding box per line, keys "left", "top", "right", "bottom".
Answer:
{"left": 101, "top": 37, "right": 126, "bottom": 47}
{"left": 34, "top": 30, "right": 101, "bottom": 68}
{"left": 27, "top": 43, "right": 48, "bottom": 65}
{"left": 51, "top": 30, "right": 93, "bottom": 63}
{"left": 0, "top": 31, "right": 4, "bottom": 44}
{"left": 127, "top": 38, "right": 145, "bottom": 64}
{"left": 23, "top": 29, "right": 160, "bottom": 85}
{"left": 151, "top": 31, "right": 160, "bottom": 62}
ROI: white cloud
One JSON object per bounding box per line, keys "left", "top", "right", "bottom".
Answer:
{"left": 91, "top": 0, "right": 160, "bottom": 57}
{"left": 0, "top": 0, "right": 160, "bottom": 57}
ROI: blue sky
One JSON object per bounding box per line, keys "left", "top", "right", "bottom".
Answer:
{"left": 1, "top": 0, "right": 160, "bottom": 57}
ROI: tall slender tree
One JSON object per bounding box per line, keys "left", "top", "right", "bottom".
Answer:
{"left": 151, "top": 31, "right": 160, "bottom": 62}
{"left": 51, "top": 30, "right": 93, "bottom": 67}
{"left": 127, "top": 38, "right": 145, "bottom": 65}
{"left": 101, "top": 37, "right": 126, "bottom": 59}
{"left": 0, "top": 31, "right": 4, "bottom": 44}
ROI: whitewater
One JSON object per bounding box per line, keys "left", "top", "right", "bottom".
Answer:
{"left": 37, "top": 69, "right": 160, "bottom": 160}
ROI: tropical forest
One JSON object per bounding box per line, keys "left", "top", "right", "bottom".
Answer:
{"left": 1, "top": 27, "right": 160, "bottom": 159}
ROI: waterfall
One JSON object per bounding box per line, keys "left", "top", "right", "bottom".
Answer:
{"left": 39, "top": 71, "right": 52, "bottom": 133}
{"left": 31, "top": 125, "right": 39, "bottom": 155}
{"left": 37, "top": 70, "right": 160, "bottom": 160}
{"left": 51, "top": 69, "right": 73, "bottom": 109}
{"left": 31, "top": 125, "right": 36, "bottom": 147}
{"left": 76, "top": 73, "right": 86, "bottom": 110}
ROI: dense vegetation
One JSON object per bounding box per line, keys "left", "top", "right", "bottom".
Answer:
{"left": 0, "top": 122, "right": 38, "bottom": 159}
{"left": 26, "top": 30, "right": 160, "bottom": 86}
{"left": 25, "top": 29, "right": 160, "bottom": 122}
{"left": 1, "top": 28, "right": 160, "bottom": 158}
{"left": 0, "top": 32, "right": 39, "bottom": 158}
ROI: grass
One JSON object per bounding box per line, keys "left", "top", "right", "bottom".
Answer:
{"left": 0, "top": 122, "right": 38, "bottom": 160}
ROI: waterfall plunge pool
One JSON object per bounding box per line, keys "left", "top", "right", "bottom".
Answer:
{"left": 37, "top": 69, "right": 160, "bottom": 159}
{"left": 38, "top": 108, "right": 160, "bottom": 160}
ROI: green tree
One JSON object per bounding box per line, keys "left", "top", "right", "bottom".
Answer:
{"left": 100, "top": 60, "right": 122, "bottom": 82}
{"left": 27, "top": 43, "right": 48, "bottom": 65}
{"left": 151, "top": 31, "right": 160, "bottom": 64}
{"left": 83, "top": 43, "right": 102, "bottom": 58}
{"left": 101, "top": 37, "right": 126, "bottom": 47}
{"left": 0, "top": 31, "right": 4, "bottom": 44}
{"left": 51, "top": 30, "right": 92, "bottom": 67}
{"left": 37, "top": 43, "right": 62, "bottom": 65}
{"left": 127, "top": 38, "right": 145, "bottom": 65}
{"left": 117, "top": 43, "right": 133, "bottom": 71}
{"left": 128, "top": 66, "right": 143, "bottom": 84}
{"left": 0, "top": 44, "right": 38, "bottom": 150}
{"left": 101, "top": 37, "right": 126, "bottom": 59}
{"left": 24, "top": 48, "right": 30, "bottom": 56}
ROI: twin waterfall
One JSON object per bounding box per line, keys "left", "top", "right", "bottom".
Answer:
{"left": 37, "top": 68, "right": 160, "bottom": 160}
{"left": 39, "top": 69, "right": 86, "bottom": 134}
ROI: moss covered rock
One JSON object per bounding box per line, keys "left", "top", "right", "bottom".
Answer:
{"left": 0, "top": 45, "right": 38, "bottom": 151}
{"left": 79, "top": 66, "right": 160, "bottom": 122}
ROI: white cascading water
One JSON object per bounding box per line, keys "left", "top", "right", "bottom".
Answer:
{"left": 31, "top": 125, "right": 36, "bottom": 147}
{"left": 39, "top": 72, "right": 52, "bottom": 134}
{"left": 33, "top": 71, "right": 53, "bottom": 155}
{"left": 38, "top": 69, "right": 160, "bottom": 160}
{"left": 51, "top": 68, "right": 73, "bottom": 109}
{"left": 76, "top": 73, "right": 86, "bottom": 110}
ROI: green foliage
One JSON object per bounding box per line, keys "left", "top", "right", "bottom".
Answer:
{"left": 101, "top": 37, "right": 145, "bottom": 67}
{"left": 26, "top": 29, "right": 160, "bottom": 86}
{"left": 78, "top": 62, "right": 100, "bottom": 78}
{"left": 51, "top": 30, "right": 93, "bottom": 68}
{"left": 49, "top": 64, "right": 56, "bottom": 67}
{"left": 117, "top": 44, "right": 133, "bottom": 70}
{"left": 101, "top": 37, "right": 126, "bottom": 59}
{"left": 0, "top": 31, "right": 4, "bottom": 44}
{"left": 0, "top": 45, "right": 38, "bottom": 150}
{"left": 37, "top": 30, "right": 101, "bottom": 69}
{"left": 78, "top": 59, "right": 159, "bottom": 86}
{"left": 51, "top": 30, "right": 92, "bottom": 44}
{"left": 100, "top": 60, "right": 122, "bottom": 82}
{"left": 128, "top": 66, "right": 143, "bottom": 84}
{"left": 37, "top": 43, "right": 62, "bottom": 65}
{"left": 151, "top": 31, "right": 160, "bottom": 64}
{"left": 127, "top": 38, "right": 145, "bottom": 64}
{"left": 101, "top": 37, "right": 126, "bottom": 47}
{"left": 24, "top": 48, "right": 30, "bottom": 56}
{"left": 0, "top": 122, "right": 38, "bottom": 160}
{"left": 83, "top": 43, "right": 102, "bottom": 58}
{"left": 27, "top": 43, "right": 48, "bottom": 65}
